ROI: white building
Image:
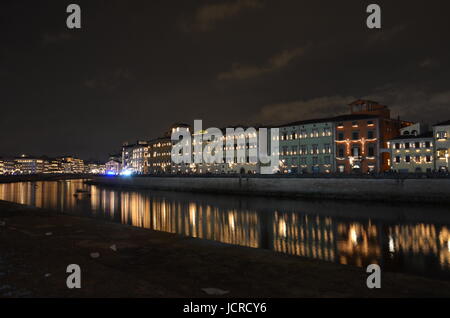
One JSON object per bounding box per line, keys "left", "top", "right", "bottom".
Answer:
{"left": 433, "top": 120, "right": 450, "bottom": 172}
{"left": 130, "top": 141, "right": 149, "bottom": 174}
{"left": 105, "top": 160, "right": 120, "bottom": 175}
{"left": 15, "top": 156, "right": 45, "bottom": 174}
{"left": 172, "top": 127, "right": 261, "bottom": 175}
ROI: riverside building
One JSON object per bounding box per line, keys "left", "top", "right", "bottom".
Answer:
{"left": 433, "top": 120, "right": 450, "bottom": 172}
{"left": 44, "top": 158, "right": 63, "bottom": 174}
{"left": 130, "top": 141, "right": 150, "bottom": 174}
{"left": 15, "top": 155, "right": 45, "bottom": 174}
{"left": 388, "top": 124, "right": 434, "bottom": 173}
{"left": 170, "top": 124, "right": 265, "bottom": 175}
{"left": 334, "top": 100, "right": 411, "bottom": 173}
{"left": 59, "top": 156, "right": 85, "bottom": 174}
{"left": 105, "top": 159, "right": 121, "bottom": 175}
{"left": 121, "top": 142, "right": 135, "bottom": 173}
{"left": 149, "top": 137, "right": 174, "bottom": 174}
{"left": 278, "top": 120, "right": 334, "bottom": 174}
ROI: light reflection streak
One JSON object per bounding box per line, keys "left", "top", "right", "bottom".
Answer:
{"left": 1, "top": 180, "right": 450, "bottom": 276}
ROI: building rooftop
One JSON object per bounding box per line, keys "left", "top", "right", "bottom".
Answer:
{"left": 434, "top": 120, "right": 450, "bottom": 127}
{"left": 278, "top": 114, "right": 378, "bottom": 128}
{"left": 390, "top": 131, "right": 433, "bottom": 141}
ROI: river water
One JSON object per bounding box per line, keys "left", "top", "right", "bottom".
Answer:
{"left": 1, "top": 179, "right": 450, "bottom": 280}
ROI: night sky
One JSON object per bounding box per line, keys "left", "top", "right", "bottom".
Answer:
{"left": 1, "top": 0, "right": 450, "bottom": 161}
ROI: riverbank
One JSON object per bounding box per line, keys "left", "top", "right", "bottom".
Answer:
{"left": 1, "top": 200, "right": 450, "bottom": 298}
{"left": 89, "top": 176, "right": 450, "bottom": 203}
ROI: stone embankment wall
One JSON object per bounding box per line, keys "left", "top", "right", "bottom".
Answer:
{"left": 90, "top": 176, "right": 450, "bottom": 203}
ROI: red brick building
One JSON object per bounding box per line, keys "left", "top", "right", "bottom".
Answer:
{"left": 334, "top": 100, "right": 411, "bottom": 173}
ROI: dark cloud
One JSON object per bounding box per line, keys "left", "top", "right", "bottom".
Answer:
{"left": 182, "top": 0, "right": 264, "bottom": 32}
{"left": 365, "top": 24, "right": 406, "bottom": 46}
{"left": 84, "top": 68, "right": 134, "bottom": 90}
{"left": 419, "top": 58, "right": 440, "bottom": 69}
{"left": 366, "top": 85, "right": 450, "bottom": 124}
{"left": 257, "top": 96, "right": 356, "bottom": 124}
{"left": 1, "top": 0, "right": 450, "bottom": 160}
{"left": 218, "top": 47, "right": 306, "bottom": 80}
{"left": 257, "top": 86, "right": 450, "bottom": 127}
{"left": 41, "top": 32, "right": 73, "bottom": 45}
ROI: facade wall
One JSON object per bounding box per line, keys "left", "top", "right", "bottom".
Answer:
{"left": 121, "top": 144, "right": 134, "bottom": 172}
{"left": 44, "top": 160, "right": 61, "bottom": 174}
{"left": 85, "top": 163, "right": 105, "bottom": 174}
{"left": 3, "top": 161, "right": 17, "bottom": 174}
{"left": 60, "top": 157, "right": 84, "bottom": 174}
{"left": 106, "top": 160, "right": 121, "bottom": 175}
{"left": 15, "top": 158, "right": 45, "bottom": 174}
{"left": 130, "top": 144, "right": 149, "bottom": 174}
{"left": 172, "top": 128, "right": 260, "bottom": 174}
{"left": 278, "top": 122, "right": 334, "bottom": 174}
{"left": 149, "top": 138, "right": 172, "bottom": 174}
{"left": 389, "top": 137, "right": 434, "bottom": 173}
{"left": 0, "top": 160, "right": 16, "bottom": 175}
{"left": 434, "top": 124, "right": 450, "bottom": 171}
{"left": 335, "top": 118, "right": 379, "bottom": 173}
{"left": 379, "top": 118, "right": 405, "bottom": 171}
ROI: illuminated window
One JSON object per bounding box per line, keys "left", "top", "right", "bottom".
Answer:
{"left": 437, "top": 149, "right": 448, "bottom": 159}
{"left": 300, "top": 129, "right": 307, "bottom": 138}
{"left": 323, "top": 127, "right": 331, "bottom": 136}
{"left": 352, "top": 146, "right": 361, "bottom": 157}
{"left": 291, "top": 146, "right": 298, "bottom": 155}
{"left": 437, "top": 131, "right": 447, "bottom": 140}
{"left": 312, "top": 144, "right": 319, "bottom": 154}
{"left": 300, "top": 145, "right": 307, "bottom": 155}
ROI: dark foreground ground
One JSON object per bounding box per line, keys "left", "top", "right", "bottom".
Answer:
{"left": 1, "top": 200, "right": 450, "bottom": 298}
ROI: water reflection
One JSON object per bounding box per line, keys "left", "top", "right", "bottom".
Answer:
{"left": 1, "top": 180, "right": 450, "bottom": 280}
